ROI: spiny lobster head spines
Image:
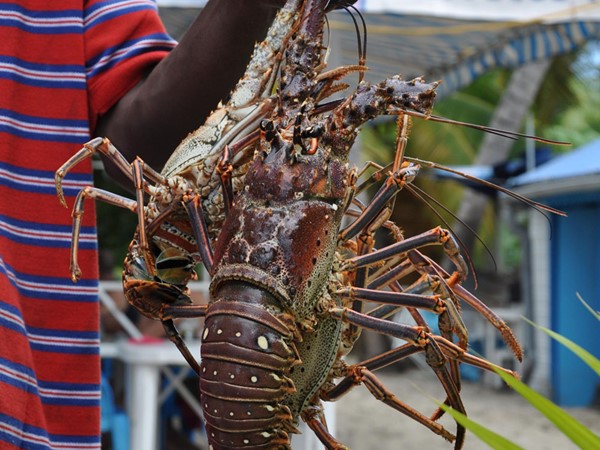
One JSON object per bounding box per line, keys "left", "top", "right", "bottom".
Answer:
{"left": 278, "top": 0, "right": 330, "bottom": 113}
{"left": 248, "top": 122, "right": 350, "bottom": 205}
{"left": 335, "top": 76, "right": 441, "bottom": 132}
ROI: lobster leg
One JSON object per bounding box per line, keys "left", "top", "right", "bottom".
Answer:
{"left": 359, "top": 274, "right": 467, "bottom": 422}
{"left": 55, "top": 137, "right": 166, "bottom": 207}
{"left": 329, "top": 306, "right": 467, "bottom": 448}
{"left": 331, "top": 337, "right": 516, "bottom": 396}
{"left": 340, "top": 114, "right": 412, "bottom": 244}
{"left": 302, "top": 408, "right": 350, "bottom": 450}
{"left": 216, "top": 145, "right": 235, "bottom": 216}
{"left": 325, "top": 332, "right": 515, "bottom": 441}
{"left": 57, "top": 138, "right": 179, "bottom": 280}
{"left": 324, "top": 335, "right": 516, "bottom": 428}
{"left": 343, "top": 226, "right": 468, "bottom": 281}
{"left": 163, "top": 303, "right": 208, "bottom": 318}
{"left": 123, "top": 275, "right": 206, "bottom": 374}
{"left": 338, "top": 284, "right": 467, "bottom": 346}
{"left": 184, "top": 195, "right": 215, "bottom": 274}
{"left": 162, "top": 319, "right": 201, "bottom": 375}
{"left": 132, "top": 158, "right": 154, "bottom": 269}
{"left": 68, "top": 187, "right": 138, "bottom": 281}
{"left": 323, "top": 365, "right": 456, "bottom": 443}
{"left": 348, "top": 228, "right": 471, "bottom": 418}
{"left": 338, "top": 274, "right": 468, "bottom": 420}
{"left": 364, "top": 242, "right": 520, "bottom": 362}
{"left": 338, "top": 286, "right": 447, "bottom": 313}
{"left": 163, "top": 301, "right": 209, "bottom": 374}
{"left": 409, "top": 251, "right": 523, "bottom": 361}
{"left": 339, "top": 163, "right": 419, "bottom": 242}
{"left": 345, "top": 194, "right": 397, "bottom": 342}
{"left": 366, "top": 270, "right": 468, "bottom": 347}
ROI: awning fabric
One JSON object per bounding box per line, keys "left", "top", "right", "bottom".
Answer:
{"left": 328, "top": 0, "right": 600, "bottom": 96}
{"left": 157, "top": 0, "right": 600, "bottom": 97}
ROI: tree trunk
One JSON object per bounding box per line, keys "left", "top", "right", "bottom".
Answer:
{"left": 451, "top": 59, "right": 552, "bottom": 261}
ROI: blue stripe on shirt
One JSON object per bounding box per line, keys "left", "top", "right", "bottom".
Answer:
{"left": 0, "top": 3, "right": 82, "bottom": 35}
{"left": 0, "top": 258, "right": 98, "bottom": 302}
{"left": 0, "top": 55, "right": 86, "bottom": 89}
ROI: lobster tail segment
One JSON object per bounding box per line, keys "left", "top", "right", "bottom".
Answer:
{"left": 200, "top": 284, "right": 302, "bottom": 449}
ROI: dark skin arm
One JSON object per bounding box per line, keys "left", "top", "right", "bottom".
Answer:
{"left": 95, "top": 0, "right": 281, "bottom": 182}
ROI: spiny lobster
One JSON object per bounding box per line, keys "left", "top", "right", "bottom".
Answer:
{"left": 55, "top": 0, "right": 307, "bottom": 373}
{"left": 55, "top": 0, "right": 566, "bottom": 448}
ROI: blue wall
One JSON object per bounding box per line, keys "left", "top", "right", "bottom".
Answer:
{"left": 548, "top": 192, "right": 600, "bottom": 407}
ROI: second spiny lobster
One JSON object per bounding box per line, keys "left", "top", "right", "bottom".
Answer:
{"left": 182, "top": 1, "right": 555, "bottom": 448}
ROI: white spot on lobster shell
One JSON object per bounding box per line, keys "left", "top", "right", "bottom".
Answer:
{"left": 257, "top": 335, "right": 269, "bottom": 350}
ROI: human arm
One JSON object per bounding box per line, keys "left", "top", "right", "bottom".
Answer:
{"left": 95, "top": 0, "right": 280, "bottom": 179}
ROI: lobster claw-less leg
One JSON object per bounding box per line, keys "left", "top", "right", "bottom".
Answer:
{"left": 184, "top": 195, "right": 215, "bottom": 275}
{"left": 162, "top": 299, "right": 211, "bottom": 375}
{"left": 162, "top": 318, "right": 202, "bottom": 375}
{"left": 368, "top": 268, "right": 468, "bottom": 390}
{"left": 301, "top": 406, "right": 350, "bottom": 450}
{"left": 67, "top": 187, "right": 139, "bottom": 281}
{"left": 328, "top": 306, "right": 467, "bottom": 448}
{"left": 323, "top": 364, "right": 456, "bottom": 443}
{"left": 344, "top": 259, "right": 469, "bottom": 423}
{"left": 336, "top": 280, "right": 467, "bottom": 434}
{"left": 370, "top": 274, "right": 467, "bottom": 413}
{"left": 216, "top": 145, "right": 235, "bottom": 217}
{"left": 124, "top": 276, "right": 207, "bottom": 374}
{"left": 408, "top": 250, "right": 523, "bottom": 362}
{"left": 55, "top": 137, "right": 166, "bottom": 207}
{"left": 342, "top": 226, "right": 468, "bottom": 283}
{"left": 56, "top": 137, "right": 170, "bottom": 280}
{"left": 322, "top": 334, "right": 518, "bottom": 449}
{"left": 131, "top": 158, "right": 154, "bottom": 268}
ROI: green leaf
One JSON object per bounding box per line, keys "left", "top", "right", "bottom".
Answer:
{"left": 577, "top": 292, "right": 600, "bottom": 321}
{"left": 437, "top": 403, "right": 524, "bottom": 450}
{"left": 522, "top": 317, "right": 600, "bottom": 377}
{"left": 494, "top": 370, "right": 600, "bottom": 450}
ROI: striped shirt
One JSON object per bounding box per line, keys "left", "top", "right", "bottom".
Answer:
{"left": 0, "top": 1, "right": 175, "bottom": 448}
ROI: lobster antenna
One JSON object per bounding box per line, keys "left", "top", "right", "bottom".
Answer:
{"left": 404, "top": 156, "right": 566, "bottom": 218}
{"left": 343, "top": 7, "right": 362, "bottom": 75}
{"left": 354, "top": 160, "right": 394, "bottom": 196}
{"left": 352, "top": 127, "right": 566, "bottom": 218}
{"left": 343, "top": 4, "right": 367, "bottom": 82}
{"left": 323, "top": 15, "right": 332, "bottom": 65}
{"left": 405, "top": 110, "right": 570, "bottom": 146}
{"left": 352, "top": 147, "right": 564, "bottom": 243}
{"left": 406, "top": 183, "right": 499, "bottom": 287}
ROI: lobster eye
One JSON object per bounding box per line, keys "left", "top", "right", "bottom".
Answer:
{"left": 260, "top": 119, "right": 274, "bottom": 132}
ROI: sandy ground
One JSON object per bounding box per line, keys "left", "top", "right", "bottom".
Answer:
{"left": 333, "top": 364, "right": 600, "bottom": 450}
{"left": 159, "top": 359, "right": 599, "bottom": 450}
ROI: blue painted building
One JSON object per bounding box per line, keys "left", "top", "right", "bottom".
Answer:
{"left": 511, "top": 139, "right": 600, "bottom": 407}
